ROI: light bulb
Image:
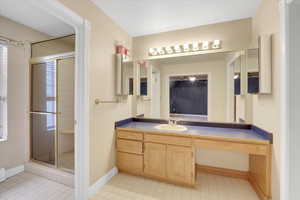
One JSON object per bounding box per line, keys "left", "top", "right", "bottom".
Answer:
{"left": 174, "top": 45, "right": 181, "bottom": 53}
{"left": 189, "top": 77, "right": 196, "bottom": 82}
{"left": 157, "top": 47, "right": 165, "bottom": 55}
{"left": 183, "top": 43, "right": 190, "bottom": 52}
{"left": 165, "top": 46, "right": 173, "bottom": 54}
{"left": 192, "top": 42, "right": 199, "bottom": 51}
{"left": 202, "top": 41, "right": 210, "bottom": 50}
{"left": 149, "top": 48, "right": 157, "bottom": 56}
{"left": 212, "top": 40, "right": 221, "bottom": 49}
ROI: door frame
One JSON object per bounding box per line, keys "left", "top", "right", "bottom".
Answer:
{"left": 28, "top": 1, "right": 90, "bottom": 200}
{"left": 166, "top": 73, "right": 211, "bottom": 120}
{"left": 279, "top": 0, "right": 300, "bottom": 199}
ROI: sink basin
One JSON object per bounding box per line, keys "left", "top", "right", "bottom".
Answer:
{"left": 154, "top": 124, "right": 187, "bottom": 132}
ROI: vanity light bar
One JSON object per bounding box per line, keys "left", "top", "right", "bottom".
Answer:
{"left": 148, "top": 40, "right": 222, "bottom": 56}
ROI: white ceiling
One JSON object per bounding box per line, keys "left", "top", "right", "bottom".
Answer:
{"left": 91, "top": 0, "right": 261, "bottom": 37}
{"left": 0, "top": 0, "right": 74, "bottom": 37}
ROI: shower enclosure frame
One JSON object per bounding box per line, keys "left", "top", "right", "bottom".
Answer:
{"left": 29, "top": 52, "right": 75, "bottom": 171}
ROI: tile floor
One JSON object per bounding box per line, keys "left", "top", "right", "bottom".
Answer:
{"left": 91, "top": 172, "right": 260, "bottom": 200}
{"left": 0, "top": 171, "right": 259, "bottom": 200}
{"left": 0, "top": 172, "right": 74, "bottom": 200}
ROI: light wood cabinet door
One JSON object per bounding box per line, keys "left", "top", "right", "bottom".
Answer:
{"left": 166, "top": 145, "right": 194, "bottom": 185}
{"left": 144, "top": 143, "right": 166, "bottom": 178}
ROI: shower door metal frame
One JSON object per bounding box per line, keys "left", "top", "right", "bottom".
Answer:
{"left": 30, "top": 52, "right": 75, "bottom": 170}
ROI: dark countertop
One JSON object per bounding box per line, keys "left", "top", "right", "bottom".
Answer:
{"left": 116, "top": 120, "right": 272, "bottom": 144}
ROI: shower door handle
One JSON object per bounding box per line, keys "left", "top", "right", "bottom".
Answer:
{"left": 30, "top": 111, "right": 61, "bottom": 115}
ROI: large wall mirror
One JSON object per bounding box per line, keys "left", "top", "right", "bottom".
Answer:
{"left": 132, "top": 51, "right": 254, "bottom": 123}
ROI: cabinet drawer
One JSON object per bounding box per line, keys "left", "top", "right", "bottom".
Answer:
{"left": 144, "top": 134, "right": 192, "bottom": 146}
{"left": 117, "top": 130, "right": 143, "bottom": 141}
{"left": 117, "top": 139, "right": 143, "bottom": 154}
{"left": 117, "top": 152, "right": 143, "bottom": 175}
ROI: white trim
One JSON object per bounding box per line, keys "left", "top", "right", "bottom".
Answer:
{"left": 6, "top": 165, "right": 25, "bottom": 179}
{"left": 27, "top": 1, "right": 90, "bottom": 200}
{"left": 0, "top": 45, "right": 8, "bottom": 142}
{"left": 226, "top": 52, "right": 241, "bottom": 122}
{"left": 279, "top": 0, "right": 300, "bottom": 200}
{"left": 88, "top": 167, "right": 118, "bottom": 198}
{"left": 0, "top": 165, "right": 25, "bottom": 182}
{"left": 166, "top": 72, "right": 211, "bottom": 121}
{"left": 279, "top": 2, "right": 289, "bottom": 200}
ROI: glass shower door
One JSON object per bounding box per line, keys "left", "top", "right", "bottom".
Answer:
{"left": 57, "top": 57, "right": 75, "bottom": 172}
{"left": 31, "top": 61, "right": 57, "bottom": 165}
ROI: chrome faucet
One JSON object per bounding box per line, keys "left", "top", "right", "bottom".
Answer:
{"left": 168, "top": 118, "right": 178, "bottom": 126}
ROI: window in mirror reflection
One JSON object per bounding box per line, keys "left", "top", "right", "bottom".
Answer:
{"left": 248, "top": 72, "right": 259, "bottom": 93}
{"left": 129, "top": 78, "right": 133, "bottom": 95}
{"left": 128, "top": 77, "right": 148, "bottom": 96}
{"left": 140, "top": 78, "right": 147, "bottom": 96}
{"left": 169, "top": 75, "right": 207, "bottom": 119}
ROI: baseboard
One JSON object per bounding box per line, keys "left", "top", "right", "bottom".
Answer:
{"left": 6, "top": 165, "right": 25, "bottom": 179}
{"left": 0, "top": 165, "right": 24, "bottom": 182}
{"left": 196, "top": 164, "right": 249, "bottom": 180}
{"left": 88, "top": 167, "right": 118, "bottom": 198}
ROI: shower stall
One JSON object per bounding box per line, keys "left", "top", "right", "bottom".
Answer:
{"left": 30, "top": 35, "right": 75, "bottom": 173}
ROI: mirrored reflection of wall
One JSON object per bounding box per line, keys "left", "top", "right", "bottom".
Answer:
{"left": 135, "top": 53, "right": 229, "bottom": 122}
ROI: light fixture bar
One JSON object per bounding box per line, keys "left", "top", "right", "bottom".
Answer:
{"left": 149, "top": 40, "right": 221, "bottom": 56}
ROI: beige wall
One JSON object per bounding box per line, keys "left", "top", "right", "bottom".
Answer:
{"left": 133, "top": 18, "right": 252, "bottom": 60}
{"left": 252, "top": 0, "right": 281, "bottom": 199}
{"left": 58, "top": 0, "right": 133, "bottom": 185}
{"left": 0, "top": 16, "right": 49, "bottom": 169}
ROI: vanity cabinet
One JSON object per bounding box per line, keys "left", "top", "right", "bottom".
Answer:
{"left": 116, "top": 125, "right": 272, "bottom": 200}
{"left": 116, "top": 130, "right": 195, "bottom": 186}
